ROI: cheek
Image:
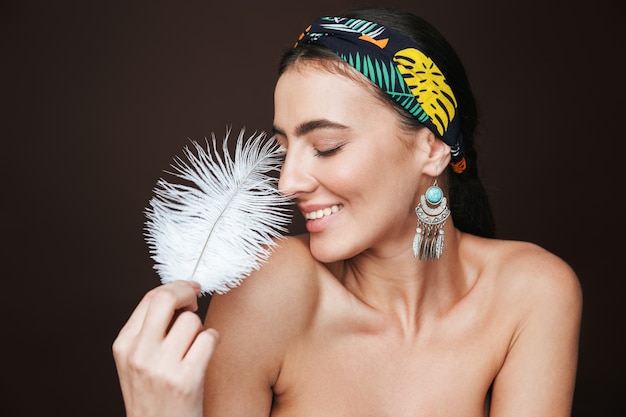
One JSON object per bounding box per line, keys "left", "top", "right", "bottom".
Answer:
{"left": 321, "top": 150, "right": 392, "bottom": 198}
{"left": 317, "top": 162, "right": 356, "bottom": 194}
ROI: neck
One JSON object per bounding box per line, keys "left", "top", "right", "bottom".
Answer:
{"left": 337, "top": 226, "right": 471, "bottom": 334}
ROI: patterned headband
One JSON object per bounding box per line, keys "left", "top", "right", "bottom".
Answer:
{"left": 294, "top": 16, "right": 466, "bottom": 173}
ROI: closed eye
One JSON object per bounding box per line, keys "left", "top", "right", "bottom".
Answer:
{"left": 315, "top": 145, "right": 344, "bottom": 157}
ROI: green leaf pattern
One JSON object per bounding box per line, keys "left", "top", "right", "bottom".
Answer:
{"left": 339, "top": 52, "right": 429, "bottom": 123}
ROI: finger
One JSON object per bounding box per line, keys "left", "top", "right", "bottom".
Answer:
{"left": 179, "top": 281, "right": 203, "bottom": 313}
{"left": 115, "top": 286, "right": 161, "bottom": 341}
{"left": 183, "top": 328, "right": 220, "bottom": 378}
{"left": 162, "top": 310, "right": 205, "bottom": 360}
{"left": 140, "top": 281, "right": 200, "bottom": 343}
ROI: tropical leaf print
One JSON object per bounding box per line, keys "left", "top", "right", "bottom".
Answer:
{"left": 339, "top": 52, "right": 429, "bottom": 123}
{"left": 393, "top": 48, "right": 457, "bottom": 136}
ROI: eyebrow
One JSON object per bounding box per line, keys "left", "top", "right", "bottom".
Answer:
{"left": 272, "top": 119, "right": 349, "bottom": 137}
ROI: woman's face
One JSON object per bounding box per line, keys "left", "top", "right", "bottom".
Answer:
{"left": 273, "top": 63, "right": 429, "bottom": 262}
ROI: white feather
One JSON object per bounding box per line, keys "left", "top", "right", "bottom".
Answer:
{"left": 144, "top": 127, "right": 292, "bottom": 295}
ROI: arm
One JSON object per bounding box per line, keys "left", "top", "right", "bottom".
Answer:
{"left": 112, "top": 281, "right": 220, "bottom": 417}
{"left": 490, "top": 248, "right": 582, "bottom": 417}
{"left": 202, "top": 236, "right": 319, "bottom": 416}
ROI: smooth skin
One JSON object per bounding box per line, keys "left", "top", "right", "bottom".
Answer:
{"left": 202, "top": 64, "right": 582, "bottom": 417}
{"left": 113, "top": 62, "right": 582, "bottom": 417}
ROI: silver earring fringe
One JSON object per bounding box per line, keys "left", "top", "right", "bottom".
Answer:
{"left": 412, "top": 180, "right": 450, "bottom": 260}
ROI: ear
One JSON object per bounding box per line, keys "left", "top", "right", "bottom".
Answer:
{"left": 412, "top": 128, "right": 451, "bottom": 177}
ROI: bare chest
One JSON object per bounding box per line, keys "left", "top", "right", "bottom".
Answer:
{"left": 272, "top": 313, "right": 506, "bottom": 416}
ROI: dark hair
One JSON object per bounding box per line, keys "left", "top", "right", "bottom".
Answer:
{"left": 278, "top": 7, "right": 495, "bottom": 238}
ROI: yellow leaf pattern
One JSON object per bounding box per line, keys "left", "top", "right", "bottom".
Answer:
{"left": 393, "top": 48, "right": 457, "bottom": 136}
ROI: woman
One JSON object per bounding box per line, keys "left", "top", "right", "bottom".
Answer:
{"left": 113, "top": 8, "right": 582, "bottom": 417}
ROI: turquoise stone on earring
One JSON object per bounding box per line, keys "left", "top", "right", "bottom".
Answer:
{"left": 414, "top": 180, "right": 449, "bottom": 260}
{"left": 425, "top": 185, "right": 443, "bottom": 205}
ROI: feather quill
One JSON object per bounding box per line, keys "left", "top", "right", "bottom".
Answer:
{"left": 144, "top": 127, "right": 292, "bottom": 295}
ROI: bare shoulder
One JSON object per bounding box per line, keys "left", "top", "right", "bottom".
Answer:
{"left": 466, "top": 238, "right": 582, "bottom": 415}
{"left": 202, "top": 234, "right": 323, "bottom": 414}
{"left": 472, "top": 235, "right": 582, "bottom": 320}
{"left": 204, "top": 233, "right": 321, "bottom": 372}
{"left": 498, "top": 239, "right": 579, "bottom": 301}
{"left": 205, "top": 233, "right": 320, "bottom": 335}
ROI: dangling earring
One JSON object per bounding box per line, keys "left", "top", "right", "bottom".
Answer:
{"left": 412, "top": 179, "right": 450, "bottom": 260}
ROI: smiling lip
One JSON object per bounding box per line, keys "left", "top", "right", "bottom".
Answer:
{"left": 303, "top": 204, "right": 343, "bottom": 220}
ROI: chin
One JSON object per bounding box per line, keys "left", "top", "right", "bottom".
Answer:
{"left": 309, "top": 236, "right": 357, "bottom": 264}
{"left": 309, "top": 246, "right": 337, "bottom": 264}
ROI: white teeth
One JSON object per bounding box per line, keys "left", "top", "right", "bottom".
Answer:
{"left": 305, "top": 204, "right": 342, "bottom": 220}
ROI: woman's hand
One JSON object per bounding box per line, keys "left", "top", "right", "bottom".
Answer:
{"left": 113, "top": 281, "right": 219, "bottom": 417}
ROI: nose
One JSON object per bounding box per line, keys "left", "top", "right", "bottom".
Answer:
{"left": 278, "top": 148, "right": 317, "bottom": 198}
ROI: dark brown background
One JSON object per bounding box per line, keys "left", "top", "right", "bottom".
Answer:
{"left": 2, "top": 0, "right": 625, "bottom": 416}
